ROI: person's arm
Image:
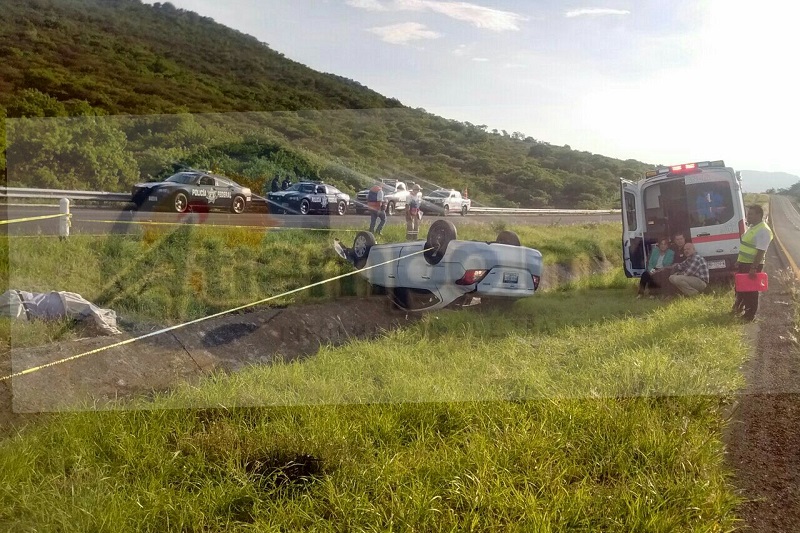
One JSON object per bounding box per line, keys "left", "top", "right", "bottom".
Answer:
{"left": 749, "top": 250, "right": 765, "bottom": 278}
{"left": 663, "top": 249, "right": 674, "bottom": 267}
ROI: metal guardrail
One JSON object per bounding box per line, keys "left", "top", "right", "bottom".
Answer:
{"left": 0, "top": 187, "right": 130, "bottom": 202}
{"left": 0, "top": 187, "right": 620, "bottom": 216}
{"left": 468, "top": 206, "right": 620, "bottom": 215}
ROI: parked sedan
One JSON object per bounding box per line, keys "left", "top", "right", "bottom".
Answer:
{"left": 268, "top": 181, "right": 350, "bottom": 215}
{"left": 334, "top": 220, "right": 542, "bottom": 311}
{"left": 131, "top": 170, "right": 252, "bottom": 213}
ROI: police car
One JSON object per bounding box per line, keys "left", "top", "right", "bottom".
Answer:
{"left": 334, "top": 220, "right": 543, "bottom": 311}
{"left": 131, "top": 170, "right": 252, "bottom": 214}
{"left": 267, "top": 181, "right": 351, "bottom": 215}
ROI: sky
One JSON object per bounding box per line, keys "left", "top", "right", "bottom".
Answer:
{"left": 144, "top": 0, "right": 799, "bottom": 184}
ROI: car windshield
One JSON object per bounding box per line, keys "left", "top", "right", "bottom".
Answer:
{"left": 428, "top": 190, "right": 450, "bottom": 198}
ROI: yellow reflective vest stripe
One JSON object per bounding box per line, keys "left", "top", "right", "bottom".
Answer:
{"left": 737, "top": 221, "right": 773, "bottom": 264}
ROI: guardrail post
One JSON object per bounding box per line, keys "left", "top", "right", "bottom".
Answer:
{"left": 59, "top": 198, "right": 70, "bottom": 239}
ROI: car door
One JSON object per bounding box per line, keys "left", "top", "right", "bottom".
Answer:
{"left": 620, "top": 178, "right": 646, "bottom": 277}
{"left": 194, "top": 175, "right": 217, "bottom": 208}
{"left": 217, "top": 178, "right": 235, "bottom": 210}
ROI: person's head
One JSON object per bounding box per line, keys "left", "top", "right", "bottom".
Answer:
{"left": 684, "top": 242, "right": 696, "bottom": 256}
{"left": 412, "top": 184, "right": 421, "bottom": 193}
{"left": 674, "top": 233, "right": 686, "bottom": 248}
{"left": 746, "top": 205, "right": 764, "bottom": 226}
{"left": 658, "top": 237, "right": 670, "bottom": 251}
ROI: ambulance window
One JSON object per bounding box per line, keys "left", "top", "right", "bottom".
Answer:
{"left": 685, "top": 182, "right": 734, "bottom": 227}
{"left": 624, "top": 191, "right": 637, "bottom": 231}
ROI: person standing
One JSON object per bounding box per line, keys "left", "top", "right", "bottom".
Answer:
{"left": 367, "top": 183, "right": 386, "bottom": 235}
{"left": 732, "top": 204, "right": 773, "bottom": 322}
{"left": 271, "top": 175, "right": 280, "bottom": 192}
{"left": 281, "top": 176, "right": 291, "bottom": 190}
{"left": 405, "top": 183, "right": 423, "bottom": 240}
{"left": 668, "top": 242, "right": 709, "bottom": 296}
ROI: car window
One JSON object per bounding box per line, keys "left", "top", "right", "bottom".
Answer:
{"left": 198, "top": 176, "right": 215, "bottom": 186}
{"left": 686, "top": 181, "right": 734, "bottom": 227}
{"left": 165, "top": 172, "right": 198, "bottom": 184}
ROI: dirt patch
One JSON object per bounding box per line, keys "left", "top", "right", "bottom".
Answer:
{"left": 724, "top": 246, "right": 800, "bottom": 532}
{"left": 0, "top": 296, "right": 420, "bottom": 424}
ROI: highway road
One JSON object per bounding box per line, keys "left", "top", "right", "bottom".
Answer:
{"left": 1, "top": 204, "right": 621, "bottom": 236}
{"left": 770, "top": 195, "right": 800, "bottom": 274}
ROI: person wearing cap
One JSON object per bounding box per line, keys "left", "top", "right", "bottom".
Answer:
{"left": 406, "top": 183, "right": 423, "bottom": 240}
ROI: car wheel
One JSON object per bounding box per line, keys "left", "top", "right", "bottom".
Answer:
{"left": 443, "top": 204, "right": 450, "bottom": 216}
{"left": 424, "top": 219, "right": 457, "bottom": 265}
{"left": 461, "top": 205, "right": 468, "bottom": 216}
{"left": 496, "top": 230, "right": 521, "bottom": 246}
{"left": 352, "top": 231, "right": 376, "bottom": 269}
{"left": 231, "top": 195, "right": 246, "bottom": 214}
{"left": 337, "top": 200, "right": 347, "bottom": 216}
{"left": 300, "top": 199, "right": 310, "bottom": 215}
{"left": 387, "top": 201, "right": 395, "bottom": 216}
{"left": 173, "top": 192, "right": 189, "bottom": 213}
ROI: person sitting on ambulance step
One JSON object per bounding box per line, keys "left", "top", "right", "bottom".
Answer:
{"left": 367, "top": 182, "right": 387, "bottom": 235}
{"left": 668, "top": 242, "right": 709, "bottom": 296}
{"left": 732, "top": 204, "right": 773, "bottom": 322}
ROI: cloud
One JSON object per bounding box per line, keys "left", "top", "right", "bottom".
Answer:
{"left": 345, "top": 0, "right": 387, "bottom": 10}
{"left": 565, "top": 8, "right": 631, "bottom": 18}
{"left": 367, "top": 22, "right": 442, "bottom": 44}
{"left": 472, "top": 57, "right": 489, "bottom": 62}
{"left": 452, "top": 44, "right": 468, "bottom": 56}
{"left": 348, "top": 0, "right": 528, "bottom": 31}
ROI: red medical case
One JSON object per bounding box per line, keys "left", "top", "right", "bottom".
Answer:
{"left": 734, "top": 272, "right": 769, "bottom": 292}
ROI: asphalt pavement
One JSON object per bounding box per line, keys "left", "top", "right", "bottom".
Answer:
{"left": 769, "top": 195, "right": 800, "bottom": 274}
{"left": 1, "top": 204, "right": 621, "bottom": 236}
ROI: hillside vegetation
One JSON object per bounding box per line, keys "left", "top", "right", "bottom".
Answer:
{"left": 1, "top": 0, "right": 653, "bottom": 208}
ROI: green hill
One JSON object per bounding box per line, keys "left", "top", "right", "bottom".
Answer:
{"left": 0, "top": 0, "right": 653, "bottom": 207}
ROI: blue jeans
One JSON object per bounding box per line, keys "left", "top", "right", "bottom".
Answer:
{"left": 369, "top": 209, "right": 386, "bottom": 234}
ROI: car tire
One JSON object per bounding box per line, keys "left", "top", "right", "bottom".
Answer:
{"left": 337, "top": 200, "right": 347, "bottom": 216}
{"left": 387, "top": 201, "right": 396, "bottom": 216}
{"left": 352, "top": 231, "right": 376, "bottom": 269}
{"left": 461, "top": 205, "right": 468, "bottom": 216}
{"left": 300, "top": 199, "right": 310, "bottom": 215}
{"left": 231, "top": 195, "right": 246, "bottom": 214}
{"left": 496, "top": 230, "right": 521, "bottom": 246}
{"left": 424, "top": 219, "right": 457, "bottom": 265}
{"left": 443, "top": 204, "right": 450, "bottom": 216}
{"left": 173, "top": 192, "right": 189, "bottom": 213}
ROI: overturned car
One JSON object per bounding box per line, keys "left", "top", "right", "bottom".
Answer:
{"left": 334, "top": 220, "right": 543, "bottom": 311}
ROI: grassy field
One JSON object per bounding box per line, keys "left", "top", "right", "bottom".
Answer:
{"left": 2, "top": 220, "right": 621, "bottom": 347}
{"left": 0, "top": 279, "right": 749, "bottom": 532}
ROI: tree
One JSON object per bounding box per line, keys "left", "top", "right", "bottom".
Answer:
{"left": 6, "top": 115, "right": 139, "bottom": 190}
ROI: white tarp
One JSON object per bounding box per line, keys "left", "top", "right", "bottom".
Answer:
{"left": 0, "top": 290, "right": 122, "bottom": 335}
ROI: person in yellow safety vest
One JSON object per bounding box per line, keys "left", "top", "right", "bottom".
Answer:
{"left": 367, "top": 183, "right": 387, "bottom": 235}
{"left": 732, "top": 204, "right": 773, "bottom": 322}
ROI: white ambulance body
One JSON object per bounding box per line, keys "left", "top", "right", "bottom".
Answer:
{"left": 620, "top": 160, "right": 746, "bottom": 279}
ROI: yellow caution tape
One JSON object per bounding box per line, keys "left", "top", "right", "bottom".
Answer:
{"left": 0, "top": 213, "right": 69, "bottom": 225}
{"left": 1, "top": 246, "right": 432, "bottom": 382}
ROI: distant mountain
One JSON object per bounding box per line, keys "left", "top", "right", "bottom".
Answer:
{"left": 739, "top": 170, "right": 800, "bottom": 193}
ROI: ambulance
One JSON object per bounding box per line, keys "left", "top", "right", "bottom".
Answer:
{"left": 620, "top": 160, "right": 746, "bottom": 279}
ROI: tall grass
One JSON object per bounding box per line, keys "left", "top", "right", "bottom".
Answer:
{"left": 0, "top": 286, "right": 748, "bottom": 531}
{"left": 3, "top": 222, "right": 622, "bottom": 346}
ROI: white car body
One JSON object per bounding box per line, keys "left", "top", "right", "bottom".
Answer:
{"left": 422, "top": 189, "right": 471, "bottom": 216}
{"left": 351, "top": 238, "right": 543, "bottom": 311}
